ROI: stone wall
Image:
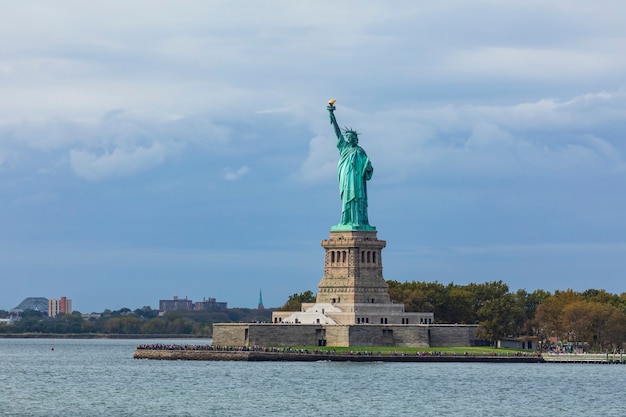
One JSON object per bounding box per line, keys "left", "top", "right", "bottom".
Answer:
{"left": 214, "top": 323, "right": 478, "bottom": 348}
{"left": 324, "top": 325, "right": 350, "bottom": 346}
{"left": 428, "top": 325, "right": 478, "bottom": 347}
{"left": 248, "top": 324, "right": 322, "bottom": 346}
{"left": 213, "top": 323, "right": 323, "bottom": 347}
{"left": 212, "top": 323, "right": 248, "bottom": 346}
{"left": 342, "top": 325, "right": 425, "bottom": 347}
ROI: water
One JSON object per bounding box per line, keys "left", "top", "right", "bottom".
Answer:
{"left": 1, "top": 338, "right": 624, "bottom": 416}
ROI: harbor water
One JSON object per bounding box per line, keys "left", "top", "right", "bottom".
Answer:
{"left": 1, "top": 338, "right": 624, "bottom": 416}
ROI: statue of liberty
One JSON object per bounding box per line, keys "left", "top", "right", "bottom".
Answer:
{"left": 327, "top": 99, "right": 375, "bottom": 231}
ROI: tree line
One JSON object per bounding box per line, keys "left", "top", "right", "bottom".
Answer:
{"left": 386, "top": 280, "right": 626, "bottom": 350}
{"left": 0, "top": 306, "right": 272, "bottom": 336}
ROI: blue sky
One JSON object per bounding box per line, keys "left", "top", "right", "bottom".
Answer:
{"left": 2, "top": 1, "right": 626, "bottom": 312}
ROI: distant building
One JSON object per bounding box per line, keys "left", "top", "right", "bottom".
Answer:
{"left": 158, "top": 295, "right": 227, "bottom": 312}
{"left": 48, "top": 297, "right": 72, "bottom": 318}
{"left": 258, "top": 289, "right": 264, "bottom": 310}
{"left": 159, "top": 296, "right": 193, "bottom": 312}
{"left": 194, "top": 297, "right": 227, "bottom": 311}
{"left": 497, "top": 338, "right": 535, "bottom": 350}
{"left": 12, "top": 297, "right": 49, "bottom": 314}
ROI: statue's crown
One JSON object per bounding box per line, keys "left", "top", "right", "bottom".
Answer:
{"left": 342, "top": 127, "right": 359, "bottom": 137}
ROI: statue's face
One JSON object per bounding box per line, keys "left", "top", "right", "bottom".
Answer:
{"left": 346, "top": 133, "right": 358, "bottom": 145}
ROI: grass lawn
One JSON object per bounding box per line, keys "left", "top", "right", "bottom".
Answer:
{"left": 290, "top": 346, "right": 534, "bottom": 355}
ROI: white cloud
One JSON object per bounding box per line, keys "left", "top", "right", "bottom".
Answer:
{"left": 0, "top": 108, "right": 238, "bottom": 180}
{"left": 468, "top": 93, "right": 626, "bottom": 168}
{"left": 1, "top": 0, "right": 625, "bottom": 124}
{"left": 302, "top": 90, "right": 626, "bottom": 184}
{"left": 294, "top": 135, "right": 336, "bottom": 183}
{"left": 222, "top": 165, "right": 250, "bottom": 181}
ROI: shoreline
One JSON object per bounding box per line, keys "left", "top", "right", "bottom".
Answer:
{"left": 133, "top": 349, "right": 626, "bottom": 364}
{"left": 133, "top": 348, "right": 545, "bottom": 363}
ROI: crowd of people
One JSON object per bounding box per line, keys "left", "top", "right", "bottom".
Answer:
{"left": 135, "top": 343, "right": 540, "bottom": 357}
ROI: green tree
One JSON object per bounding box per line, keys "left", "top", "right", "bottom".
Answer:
{"left": 81, "top": 321, "right": 97, "bottom": 333}
{"left": 442, "top": 285, "right": 474, "bottom": 324}
{"left": 582, "top": 289, "right": 620, "bottom": 307}
{"left": 476, "top": 293, "right": 522, "bottom": 344}
{"left": 61, "top": 313, "right": 85, "bottom": 333}
{"left": 466, "top": 281, "right": 509, "bottom": 311}
{"left": 167, "top": 317, "right": 193, "bottom": 334}
{"left": 134, "top": 306, "right": 158, "bottom": 319}
{"left": 141, "top": 318, "right": 168, "bottom": 334}
{"left": 513, "top": 289, "right": 550, "bottom": 336}
{"left": 121, "top": 316, "right": 143, "bottom": 334}
{"left": 103, "top": 317, "right": 124, "bottom": 334}
{"left": 387, "top": 281, "right": 444, "bottom": 319}
{"left": 278, "top": 291, "right": 316, "bottom": 311}
{"left": 21, "top": 309, "right": 45, "bottom": 319}
{"left": 415, "top": 282, "right": 448, "bottom": 319}
{"left": 13, "top": 317, "right": 45, "bottom": 332}
{"left": 388, "top": 280, "right": 525, "bottom": 326}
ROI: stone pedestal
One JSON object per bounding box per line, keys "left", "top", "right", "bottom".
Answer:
{"left": 316, "top": 230, "right": 390, "bottom": 305}
{"left": 270, "top": 229, "right": 434, "bottom": 331}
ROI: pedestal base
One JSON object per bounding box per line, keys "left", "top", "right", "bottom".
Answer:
{"left": 330, "top": 224, "right": 376, "bottom": 232}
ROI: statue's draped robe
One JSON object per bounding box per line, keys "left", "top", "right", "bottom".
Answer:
{"left": 337, "top": 139, "right": 373, "bottom": 227}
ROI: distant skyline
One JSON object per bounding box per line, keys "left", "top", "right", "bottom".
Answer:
{"left": 2, "top": 1, "right": 626, "bottom": 312}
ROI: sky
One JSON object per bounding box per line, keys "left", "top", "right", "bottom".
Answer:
{"left": 1, "top": 1, "right": 626, "bottom": 313}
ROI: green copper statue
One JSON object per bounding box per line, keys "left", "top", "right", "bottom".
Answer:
{"left": 327, "top": 99, "right": 375, "bottom": 231}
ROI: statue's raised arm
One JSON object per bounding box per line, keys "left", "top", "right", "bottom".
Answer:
{"left": 326, "top": 99, "right": 375, "bottom": 231}
{"left": 327, "top": 99, "right": 343, "bottom": 142}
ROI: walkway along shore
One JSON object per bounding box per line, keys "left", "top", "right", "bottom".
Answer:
{"left": 133, "top": 344, "right": 546, "bottom": 363}
{"left": 134, "top": 344, "right": 626, "bottom": 363}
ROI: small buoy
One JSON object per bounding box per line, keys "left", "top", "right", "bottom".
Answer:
{"left": 51, "top": 347, "right": 54, "bottom": 351}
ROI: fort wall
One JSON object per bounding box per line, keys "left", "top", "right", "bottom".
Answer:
{"left": 212, "top": 323, "right": 478, "bottom": 348}
{"left": 429, "top": 325, "right": 479, "bottom": 347}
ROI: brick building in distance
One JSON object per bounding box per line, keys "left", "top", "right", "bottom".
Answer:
{"left": 48, "top": 297, "right": 72, "bottom": 318}
{"left": 159, "top": 296, "right": 227, "bottom": 313}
